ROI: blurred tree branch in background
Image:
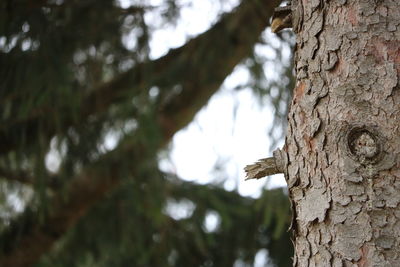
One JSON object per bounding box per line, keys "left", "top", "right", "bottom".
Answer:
{"left": 0, "top": 0, "right": 294, "bottom": 266}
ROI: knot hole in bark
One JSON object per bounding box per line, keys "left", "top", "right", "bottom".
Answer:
{"left": 347, "top": 127, "right": 381, "bottom": 164}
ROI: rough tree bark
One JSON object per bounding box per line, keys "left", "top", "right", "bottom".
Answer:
{"left": 286, "top": 0, "right": 400, "bottom": 266}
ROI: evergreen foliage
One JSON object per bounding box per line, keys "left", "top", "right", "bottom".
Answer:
{"left": 0, "top": 0, "right": 293, "bottom": 266}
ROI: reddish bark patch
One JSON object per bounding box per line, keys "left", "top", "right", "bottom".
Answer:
{"left": 303, "top": 134, "right": 316, "bottom": 153}
{"left": 366, "top": 39, "right": 400, "bottom": 75}
{"left": 368, "top": 40, "right": 386, "bottom": 64}
{"left": 298, "top": 109, "right": 306, "bottom": 125}
{"left": 357, "top": 244, "right": 369, "bottom": 267}
{"left": 330, "top": 56, "right": 344, "bottom": 75}
{"left": 294, "top": 81, "right": 306, "bottom": 103}
{"left": 283, "top": 144, "right": 289, "bottom": 152}
{"left": 347, "top": 5, "right": 359, "bottom": 26}
{"left": 386, "top": 40, "right": 400, "bottom": 75}
{"left": 309, "top": 137, "right": 317, "bottom": 151}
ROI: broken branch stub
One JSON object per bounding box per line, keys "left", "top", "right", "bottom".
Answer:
{"left": 244, "top": 148, "right": 285, "bottom": 180}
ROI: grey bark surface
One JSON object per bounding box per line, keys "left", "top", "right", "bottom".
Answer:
{"left": 287, "top": 0, "right": 400, "bottom": 266}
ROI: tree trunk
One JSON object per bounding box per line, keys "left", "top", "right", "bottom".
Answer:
{"left": 287, "top": 0, "right": 400, "bottom": 266}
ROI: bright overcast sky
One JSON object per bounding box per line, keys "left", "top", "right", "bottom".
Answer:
{"left": 119, "top": 0, "right": 288, "bottom": 197}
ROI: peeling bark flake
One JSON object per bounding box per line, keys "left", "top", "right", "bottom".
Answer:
{"left": 298, "top": 188, "right": 330, "bottom": 223}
